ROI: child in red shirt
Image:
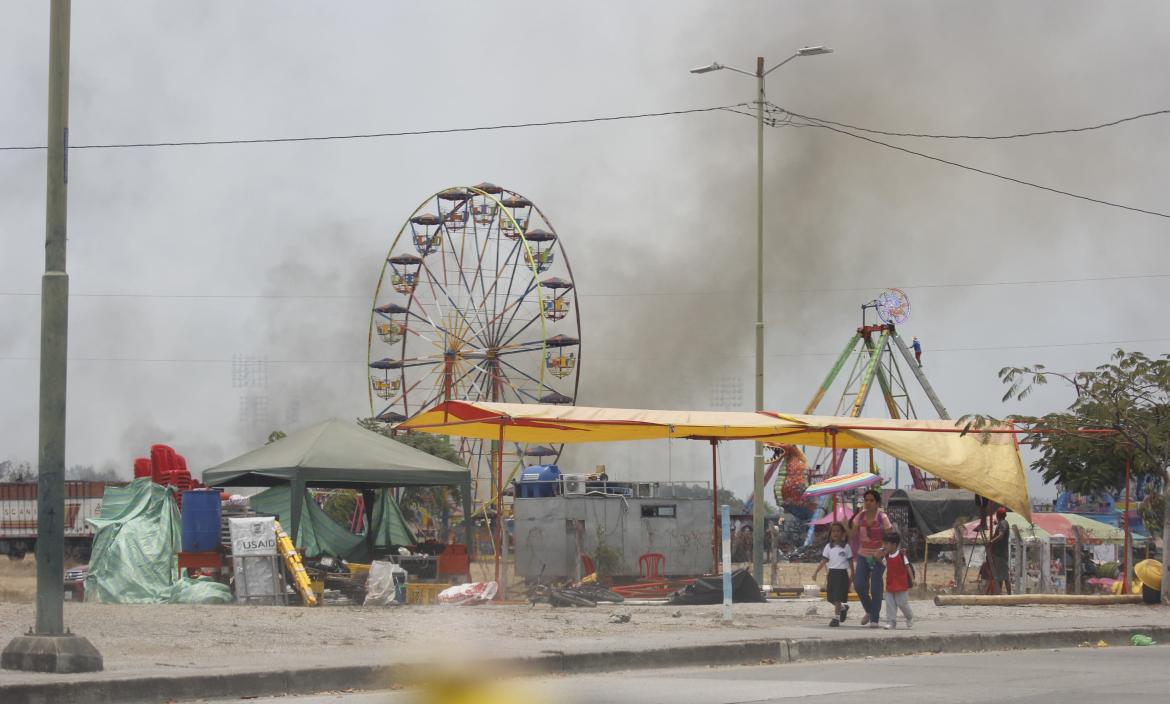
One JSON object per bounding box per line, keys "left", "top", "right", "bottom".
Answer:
{"left": 879, "top": 532, "right": 914, "bottom": 629}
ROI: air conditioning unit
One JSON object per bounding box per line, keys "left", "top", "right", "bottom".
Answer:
{"left": 562, "top": 474, "right": 587, "bottom": 496}
{"left": 634, "top": 482, "right": 657, "bottom": 499}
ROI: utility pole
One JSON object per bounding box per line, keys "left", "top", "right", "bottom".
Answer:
{"left": 2, "top": 0, "right": 103, "bottom": 674}
{"left": 751, "top": 56, "right": 766, "bottom": 586}
{"left": 690, "top": 46, "right": 833, "bottom": 588}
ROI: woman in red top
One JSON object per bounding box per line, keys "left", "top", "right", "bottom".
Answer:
{"left": 847, "top": 489, "right": 893, "bottom": 628}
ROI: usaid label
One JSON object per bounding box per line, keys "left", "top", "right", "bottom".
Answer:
{"left": 229, "top": 516, "right": 278, "bottom": 556}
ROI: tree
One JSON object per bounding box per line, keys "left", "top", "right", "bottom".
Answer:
{"left": 321, "top": 490, "right": 358, "bottom": 527}
{"left": 356, "top": 418, "right": 465, "bottom": 533}
{"left": 66, "top": 463, "right": 123, "bottom": 482}
{"left": 667, "top": 482, "right": 747, "bottom": 513}
{"left": 266, "top": 430, "right": 287, "bottom": 444}
{"left": 966, "top": 349, "right": 1170, "bottom": 603}
{"left": 0, "top": 460, "right": 35, "bottom": 482}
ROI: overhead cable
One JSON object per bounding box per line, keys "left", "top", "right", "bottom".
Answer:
{"left": 3, "top": 335, "right": 1169, "bottom": 365}
{"left": 770, "top": 107, "right": 1170, "bottom": 219}
{"left": 775, "top": 106, "right": 1170, "bottom": 140}
{"left": 0, "top": 104, "right": 748, "bottom": 151}
{"left": 4, "top": 271, "right": 1170, "bottom": 301}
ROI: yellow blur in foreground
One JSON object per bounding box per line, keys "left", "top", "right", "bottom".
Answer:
{"left": 413, "top": 678, "right": 545, "bottom": 704}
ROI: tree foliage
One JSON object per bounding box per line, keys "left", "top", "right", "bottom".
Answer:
{"left": 964, "top": 349, "right": 1169, "bottom": 603}
{"left": 964, "top": 349, "right": 1170, "bottom": 493}
{"left": 355, "top": 418, "right": 465, "bottom": 523}
{"left": 66, "top": 463, "right": 124, "bottom": 482}
{"left": 321, "top": 490, "right": 358, "bottom": 527}
{"left": 0, "top": 460, "right": 36, "bottom": 483}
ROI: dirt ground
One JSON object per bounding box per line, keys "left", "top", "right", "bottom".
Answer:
{"left": 0, "top": 558, "right": 37, "bottom": 603}
{"left": 1, "top": 597, "right": 1165, "bottom": 674}
{"left": 0, "top": 555, "right": 978, "bottom": 606}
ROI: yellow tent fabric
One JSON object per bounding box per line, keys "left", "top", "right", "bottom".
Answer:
{"left": 398, "top": 401, "right": 1031, "bottom": 520}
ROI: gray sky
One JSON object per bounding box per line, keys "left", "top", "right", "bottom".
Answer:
{"left": 2, "top": 1, "right": 1169, "bottom": 501}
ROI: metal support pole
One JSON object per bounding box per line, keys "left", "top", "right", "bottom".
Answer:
{"left": 804, "top": 335, "right": 861, "bottom": 414}
{"left": 494, "top": 423, "right": 504, "bottom": 592}
{"left": 1123, "top": 453, "right": 1132, "bottom": 593}
{"left": 3, "top": 0, "right": 102, "bottom": 673}
{"left": 751, "top": 55, "right": 767, "bottom": 587}
{"left": 711, "top": 440, "right": 719, "bottom": 573}
{"left": 891, "top": 333, "right": 951, "bottom": 419}
{"left": 849, "top": 330, "right": 889, "bottom": 417}
{"left": 721, "top": 505, "right": 732, "bottom": 623}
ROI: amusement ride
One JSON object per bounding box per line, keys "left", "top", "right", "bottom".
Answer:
{"left": 763, "top": 289, "right": 953, "bottom": 545}
{"left": 367, "top": 183, "right": 581, "bottom": 510}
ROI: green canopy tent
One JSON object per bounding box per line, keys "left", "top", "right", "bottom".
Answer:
{"left": 201, "top": 418, "right": 472, "bottom": 555}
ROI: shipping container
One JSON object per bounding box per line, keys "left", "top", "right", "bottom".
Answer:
{"left": 0, "top": 481, "right": 115, "bottom": 560}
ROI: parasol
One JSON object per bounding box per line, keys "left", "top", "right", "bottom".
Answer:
{"left": 802, "top": 472, "right": 882, "bottom": 499}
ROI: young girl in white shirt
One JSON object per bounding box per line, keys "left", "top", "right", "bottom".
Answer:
{"left": 812, "top": 522, "right": 854, "bottom": 627}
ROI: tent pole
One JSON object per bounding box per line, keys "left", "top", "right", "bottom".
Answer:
{"left": 495, "top": 423, "right": 505, "bottom": 594}
{"left": 923, "top": 541, "right": 929, "bottom": 592}
{"left": 462, "top": 480, "right": 473, "bottom": 561}
{"left": 289, "top": 478, "right": 305, "bottom": 548}
{"left": 362, "top": 489, "right": 376, "bottom": 560}
{"left": 711, "top": 440, "right": 719, "bottom": 574}
{"left": 1124, "top": 453, "right": 1132, "bottom": 593}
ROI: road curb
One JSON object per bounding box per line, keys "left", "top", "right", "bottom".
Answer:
{"left": 4, "top": 625, "right": 1169, "bottom": 704}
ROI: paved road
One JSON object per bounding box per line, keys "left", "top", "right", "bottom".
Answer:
{"left": 205, "top": 644, "right": 1169, "bottom": 703}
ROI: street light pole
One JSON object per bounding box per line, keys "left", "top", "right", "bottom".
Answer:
{"left": 752, "top": 56, "right": 766, "bottom": 586}
{"left": 691, "top": 46, "right": 832, "bottom": 586}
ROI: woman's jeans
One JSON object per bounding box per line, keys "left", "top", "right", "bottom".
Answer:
{"left": 854, "top": 556, "right": 885, "bottom": 622}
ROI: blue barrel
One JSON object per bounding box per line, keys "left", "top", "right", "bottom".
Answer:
{"left": 181, "top": 489, "right": 222, "bottom": 552}
{"left": 518, "top": 464, "right": 560, "bottom": 498}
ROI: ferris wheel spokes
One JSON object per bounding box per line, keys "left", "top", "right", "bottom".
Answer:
{"left": 495, "top": 356, "right": 566, "bottom": 400}
{"left": 369, "top": 184, "right": 580, "bottom": 502}
{"left": 414, "top": 259, "right": 494, "bottom": 350}
{"left": 437, "top": 218, "right": 498, "bottom": 329}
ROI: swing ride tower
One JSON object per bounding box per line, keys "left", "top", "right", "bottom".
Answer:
{"left": 757, "top": 290, "right": 954, "bottom": 545}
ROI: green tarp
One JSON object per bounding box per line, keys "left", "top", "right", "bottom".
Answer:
{"left": 371, "top": 490, "right": 416, "bottom": 547}
{"left": 248, "top": 486, "right": 415, "bottom": 562}
{"left": 85, "top": 478, "right": 231, "bottom": 604}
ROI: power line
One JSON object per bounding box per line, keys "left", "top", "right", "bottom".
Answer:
{"left": 772, "top": 336, "right": 1170, "bottom": 358}
{"left": 3, "top": 336, "right": 1168, "bottom": 365}
{"left": 777, "top": 106, "right": 1170, "bottom": 140}
{"left": 4, "top": 270, "right": 1170, "bottom": 301}
{"left": 773, "top": 108, "right": 1170, "bottom": 219}
{"left": 0, "top": 104, "right": 748, "bottom": 151}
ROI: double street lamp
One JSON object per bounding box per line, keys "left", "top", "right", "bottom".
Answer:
{"left": 691, "top": 46, "right": 833, "bottom": 584}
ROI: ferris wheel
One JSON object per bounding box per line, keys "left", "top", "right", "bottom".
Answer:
{"left": 367, "top": 183, "right": 581, "bottom": 504}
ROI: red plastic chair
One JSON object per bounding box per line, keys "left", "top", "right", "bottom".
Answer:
{"left": 638, "top": 552, "right": 665, "bottom": 581}
{"left": 580, "top": 554, "right": 596, "bottom": 576}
